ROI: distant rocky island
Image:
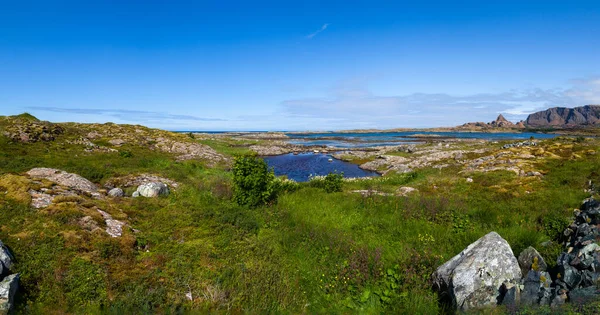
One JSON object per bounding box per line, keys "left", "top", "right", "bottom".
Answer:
{"left": 458, "top": 105, "right": 600, "bottom": 131}
{"left": 525, "top": 105, "right": 600, "bottom": 128}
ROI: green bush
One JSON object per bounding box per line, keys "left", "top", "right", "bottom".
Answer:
{"left": 323, "top": 172, "right": 343, "bottom": 193}
{"left": 232, "top": 154, "right": 278, "bottom": 207}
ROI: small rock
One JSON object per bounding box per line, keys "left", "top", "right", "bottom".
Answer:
{"left": 132, "top": 191, "right": 140, "bottom": 198}
{"left": 0, "top": 274, "right": 19, "bottom": 314}
{"left": 397, "top": 186, "right": 418, "bottom": 196}
{"left": 136, "top": 182, "right": 169, "bottom": 198}
{"left": 107, "top": 188, "right": 125, "bottom": 197}
{"left": 518, "top": 246, "right": 547, "bottom": 276}
{"left": 108, "top": 139, "right": 125, "bottom": 146}
{"left": 466, "top": 177, "right": 473, "bottom": 183}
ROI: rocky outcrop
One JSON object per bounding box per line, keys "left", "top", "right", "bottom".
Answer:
{"left": 525, "top": 105, "right": 600, "bottom": 128}
{"left": 26, "top": 168, "right": 98, "bottom": 193}
{"left": 0, "top": 241, "right": 18, "bottom": 314}
{"left": 134, "top": 182, "right": 169, "bottom": 198}
{"left": 432, "top": 232, "right": 522, "bottom": 310}
{"left": 0, "top": 115, "right": 64, "bottom": 143}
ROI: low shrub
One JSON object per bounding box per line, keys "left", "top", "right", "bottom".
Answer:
{"left": 232, "top": 154, "right": 278, "bottom": 207}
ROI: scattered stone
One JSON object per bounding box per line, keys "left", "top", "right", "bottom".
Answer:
{"left": 97, "top": 209, "right": 125, "bottom": 237}
{"left": 432, "top": 232, "right": 521, "bottom": 310}
{"left": 132, "top": 191, "right": 140, "bottom": 198}
{"left": 107, "top": 188, "right": 124, "bottom": 198}
{"left": 466, "top": 177, "right": 473, "bottom": 183}
{"left": 350, "top": 190, "right": 393, "bottom": 197}
{"left": 136, "top": 182, "right": 169, "bottom": 198}
{"left": 0, "top": 274, "right": 19, "bottom": 314}
{"left": 104, "top": 174, "right": 179, "bottom": 190}
{"left": 108, "top": 139, "right": 125, "bottom": 146}
{"left": 502, "top": 140, "right": 537, "bottom": 149}
{"left": 78, "top": 216, "right": 101, "bottom": 233}
{"left": 397, "top": 186, "right": 417, "bottom": 196}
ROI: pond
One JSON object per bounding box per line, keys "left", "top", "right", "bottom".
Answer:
{"left": 263, "top": 152, "right": 379, "bottom": 182}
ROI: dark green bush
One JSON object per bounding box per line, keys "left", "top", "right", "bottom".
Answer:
{"left": 232, "top": 154, "right": 278, "bottom": 207}
{"left": 323, "top": 172, "right": 343, "bottom": 193}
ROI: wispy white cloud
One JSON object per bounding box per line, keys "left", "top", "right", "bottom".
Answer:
{"left": 278, "top": 77, "right": 600, "bottom": 129}
{"left": 306, "top": 23, "right": 330, "bottom": 39}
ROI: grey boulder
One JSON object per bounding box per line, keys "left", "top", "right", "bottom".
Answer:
{"left": 135, "top": 182, "right": 169, "bottom": 198}
{"left": 0, "top": 274, "right": 19, "bottom": 315}
{"left": 107, "top": 188, "right": 125, "bottom": 197}
{"left": 432, "top": 232, "right": 522, "bottom": 310}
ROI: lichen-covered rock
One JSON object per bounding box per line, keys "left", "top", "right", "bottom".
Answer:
{"left": 26, "top": 168, "right": 97, "bottom": 192}
{"left": 518, "top": 246, "right": 547, "bottom": 276}
{"left": 136, "top": 182, "right": 169, "bottom": 198}
{"left": 432, "top": 232, "right": 522, "bottom": 310}
{"left": 0, "top": 274, "right": 19, "bottom": 314}
{"left": 107, "top": 188, "right": 124, "bottom": 197}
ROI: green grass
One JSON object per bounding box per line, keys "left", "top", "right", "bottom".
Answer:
{"left": 1, "top": 118, "right": 600, "bottom": 313}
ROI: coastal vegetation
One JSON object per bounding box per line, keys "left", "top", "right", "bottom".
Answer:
{"left": 1, "top": 114, "right": 600, "bottom": 313}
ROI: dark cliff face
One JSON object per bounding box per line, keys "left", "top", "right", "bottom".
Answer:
{"left": 525, "top": 105, "right": 600, "bottom": 127}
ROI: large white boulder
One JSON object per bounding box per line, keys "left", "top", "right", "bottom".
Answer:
{"left": 432, "top": 232, "right": 522, "bottom": 310}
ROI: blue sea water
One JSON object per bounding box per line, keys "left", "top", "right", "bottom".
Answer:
{"left": 286, "top": 131, "right": 556, "bottom": 148}
{"left": 263, "top": 153, "right": 379, "bottom": 182}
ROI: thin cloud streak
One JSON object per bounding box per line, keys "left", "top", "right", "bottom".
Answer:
{"left": 306, "top": 23, "right": 330, "bottom": 39}
{"left": 26, "top": 107, "right": 226, "bottom": 122}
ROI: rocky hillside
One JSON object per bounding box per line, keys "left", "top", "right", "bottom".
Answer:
{"left": 525, "top": 105, "right": 600, "bottom": 128}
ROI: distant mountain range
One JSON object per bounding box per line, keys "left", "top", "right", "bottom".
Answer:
{"left": 525, "top": 105, "right": 600, "bottom": 128}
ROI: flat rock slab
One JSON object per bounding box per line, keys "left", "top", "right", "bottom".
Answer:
{"left": 26, "top": 168, "right": 97, "bottom": 192}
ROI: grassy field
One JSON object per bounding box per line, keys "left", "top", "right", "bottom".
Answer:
{"left": 1, "top": 116, "right": 600, "bottom": 313}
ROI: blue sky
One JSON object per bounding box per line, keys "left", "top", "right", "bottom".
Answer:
{"left": 1, "top": 1, "right": 599, "bottom": 130}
